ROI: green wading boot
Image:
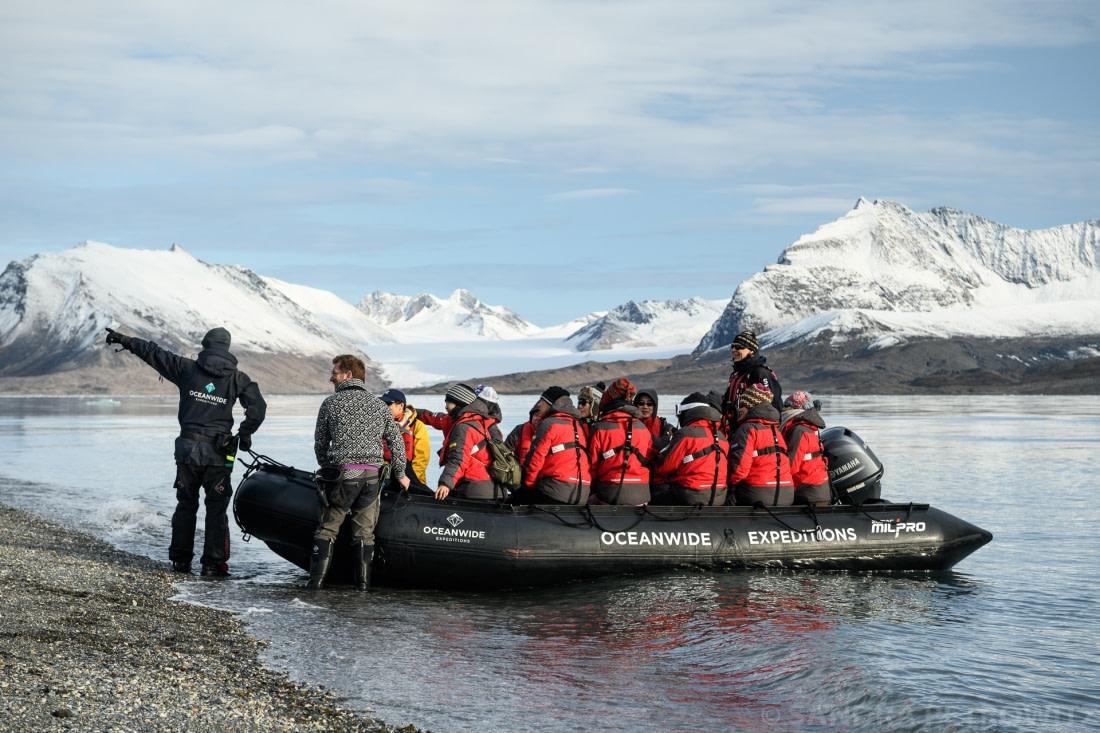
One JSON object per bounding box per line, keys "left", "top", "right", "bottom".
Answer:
{"left": 307, "top": 538, "right": 334, "bottom": 590}
{"left": 352, "top": 543, "right": 374, "bottom": 592}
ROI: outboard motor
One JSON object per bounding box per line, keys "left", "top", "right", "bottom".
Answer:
{"left": 820, "top": 427, "right": 884, "bottom": 504}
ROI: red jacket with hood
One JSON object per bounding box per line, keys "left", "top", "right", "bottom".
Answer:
{"left": 728, "top": 402, "right": 794, "bottom": 490}
{"left": 782, "top": 408, "right": 829, "bottom": 489}
{"left": 588, "top": 404, "right": 655, "bottom": 487}
{"left": 505, "top": 419, "right": 537, "bottom": 466}
{"left": 634, "top": 389, "right": 675, "bottom": 447}
{"left": 437, "top": 399, "right": 497, "bottom": 490}
{"left": 522, "top": 397, "right": 590, "bottom": 503}
{"left": 653, "top": 403, "right": 728, "bottom": 492}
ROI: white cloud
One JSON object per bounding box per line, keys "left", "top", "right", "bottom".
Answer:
{"left": 0, "top": 1, "right": 1097, "bottom": 184}
{"left": 549, "top": 188, "right": 637, "bottom": 201}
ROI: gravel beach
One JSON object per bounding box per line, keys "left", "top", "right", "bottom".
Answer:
{"left": 0, "top": 503, "right": 418, "bottom": 733}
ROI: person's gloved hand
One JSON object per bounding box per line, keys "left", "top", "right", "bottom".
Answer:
{"left": 104, "top": 328, "right": 131, "bottom": 348}
{"left": 238, "top": 433, "right": 252, "bottom": 452}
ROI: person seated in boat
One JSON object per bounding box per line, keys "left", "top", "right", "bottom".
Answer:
{"left": 577, "top": 382, "right": 604, "bottom": 426}
{"left": 505, "top": 388, "right": 561, "bottom": 465}
{"left": 512, "top": 387, "right": 591, "bottom": 505}
{"left": 728, "top": 384, "right": 794, "bottom": 507}
{"left": 432, "top": 384, "right": 502, "bottom": 501}
{"left": 475, "top": 384, "right": 504, "bottom": 426}
{"left": 652, "top": 392, "right": 729, "bottom": 506}
{"left": 634, "top": 389, "right": 675, "bottom": 450}
{"left": 379, "top": 388, "right": 431, "bottom": 486}
{"left": 588, "top": 377, "right": 656, "bottom": 505}
{"left": 780, "top": 390, "right": 831, "bottom": 506}
{"left": 418, "top": 383, "right": 503, "bottom": 469}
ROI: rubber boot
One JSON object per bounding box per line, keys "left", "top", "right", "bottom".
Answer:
{"left": 307, "top": 538, "right": 334, "bottom": 590}
{"left": 352, "top": 543, "right": 374, "bottom": 592}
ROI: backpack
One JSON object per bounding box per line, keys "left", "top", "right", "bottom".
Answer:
{"left": 477, "top": 427, "right": 523, "bottom": 490}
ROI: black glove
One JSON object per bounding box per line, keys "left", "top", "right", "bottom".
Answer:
{"left": 105, "top": 328, "right": 131, "bottom": 349}
{"left": 238, "top": 433, "right": 252, "bottom": 452}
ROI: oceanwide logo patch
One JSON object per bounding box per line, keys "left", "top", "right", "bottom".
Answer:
{"left": 205, "top": 382, "right": 216, "bottom": 393}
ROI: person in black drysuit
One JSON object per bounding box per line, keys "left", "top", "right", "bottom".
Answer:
{"left": 105, "top": 326, "right": 266, "bottom": 576}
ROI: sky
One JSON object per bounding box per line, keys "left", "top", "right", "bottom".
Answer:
{"left": 2, "top": 1, "right": 1098, "bottom": 325}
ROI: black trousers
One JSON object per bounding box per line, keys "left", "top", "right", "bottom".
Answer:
{"left": 170, "top": 463, "right": 233, "bottom": 568}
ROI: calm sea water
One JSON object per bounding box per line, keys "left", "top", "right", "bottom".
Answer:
{"left": 1, "top": 394, "right": 1097, "bottom": 732}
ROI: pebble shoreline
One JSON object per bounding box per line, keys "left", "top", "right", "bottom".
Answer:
{"left": 0, "top": 503, "right": 421, "bottom": 733}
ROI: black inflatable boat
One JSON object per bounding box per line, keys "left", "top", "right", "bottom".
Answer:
{"left": 232, "top": 428, "right": 992, "bottom": 589}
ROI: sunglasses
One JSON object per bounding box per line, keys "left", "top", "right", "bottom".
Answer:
{"left": 578, "top": 398, "right": 591, "bottom": 405}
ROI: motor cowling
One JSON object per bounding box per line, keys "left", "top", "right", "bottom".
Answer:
{"left": 820, "top": 426, "right": 884, "bottom": 504}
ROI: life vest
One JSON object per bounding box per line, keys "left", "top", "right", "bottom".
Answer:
{"left": 438, "top": 411, "right": 494, "bottom": 489}
{"left": 654, "top": 419, "right": 728, "bottom": 493}
{"left": 783, "top": 420, "right": 829, "bottom": 489}
{"left": 588, "top": 410, "right": 655, "bottom": 487}
{"left": 524, "top": 412, "right": 590, "bottom": 495}
{"left": 728, "top": 408, "right": 794, "bottom": 493}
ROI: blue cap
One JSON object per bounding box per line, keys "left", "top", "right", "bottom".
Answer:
{"left": 379, "top": 388, "right": 407, "bottom": 404}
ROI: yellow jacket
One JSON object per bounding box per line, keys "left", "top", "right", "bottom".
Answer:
{"left": 400, "top": 405, "right": 431, "bottom": 485}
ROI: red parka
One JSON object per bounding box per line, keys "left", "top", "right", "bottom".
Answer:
{"left": 728, "top": 402, "right": 793, "bottom": 499}
{"left": 421, "top": 406, "right": 502, "bottom": 467}
{"left": 522, "top": 397, "right": 590, "bottom": 504}
{"left": 653, "top": 404, "right": 728, "bottom": 493}
{"left": 588, "top": 407, "right": 655, "bottom": 488}
{"left": 505, "top": 420, "right": 537, "bottom": 466}
{"left": 782, "top": 408, "right": 830, "bottom": 490}
{"left": 437, "top": 400, "right": 496, "bottom": 493}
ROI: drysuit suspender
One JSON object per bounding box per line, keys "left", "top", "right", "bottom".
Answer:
{"left": 770, "top": 424, "right": 781, "bottom": 506}
{"left": 572, "top": 419, "right": 583, "bottom": 503}
{"left": 709, "top": 425, "right": 721, "bottom": 506}
{"left": 617, "top": 419, "right": 634, "bottom": 494}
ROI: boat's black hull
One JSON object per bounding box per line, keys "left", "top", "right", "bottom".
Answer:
{"left": 233, "top": 461, "right": 992, "bottom": 589}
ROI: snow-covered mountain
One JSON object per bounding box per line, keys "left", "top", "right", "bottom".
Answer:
{"left": 695, "top": 199, "right": 1100, "bottom": 354}
{"left": 567, "top": 298, "right": 726, "bottom": 351}
{"left": 358, "top": 289, "right": 538, "bottom": 342}
{"left": 0, "top": 241, "right": 385, "bottom": 377}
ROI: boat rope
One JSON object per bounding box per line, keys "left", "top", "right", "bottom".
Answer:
{"left": 852, "top": 501, "right": 915, "bottom": 525}
{"left": 583, "top": 505, "right": 647, "bottom": 534}
{"left": 752, "top": 501, "right": 818, "bottom": 535}
{"left": 526, "top": 504, "right": 593, "bottom": 529}
{"left": 640, "top": 504, "right": 700, "bottom": 523}
{"left": 238, "top": 450, "right": 290, "bottom": 481}
{"left": 802, "top": 502, "right": 824, "bottom": 534}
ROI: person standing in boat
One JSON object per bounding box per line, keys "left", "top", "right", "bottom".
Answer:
{"left": 432, "top": 384, "right": 500, "bottom": 501}
{"left": 103, "top": 326, "right": 266, "bottom": 577}
{"left": 728, "top": 384, "right": 794, "bottom": 506}
{"left": 634, "top": 389, "right": 675, "bottom": 449}
{"left": 310, "top": 355, "right": 410, "bottom": 591}
{"left": 722, "top": 331, "right": 782, "bottom": 430}
{"left": 652, "top": 393, "right": 729, "bottom": 506}
{"left": 515, "top": 387, "right": 591, "bottom": 505}
{"left": 380, "top": 388, "right": 431, "bottom": 486}
{"left": 780, "top": 390, "right": 831, "bottom": 506}
{"left": 588, "top": 377, "right": 655, "bottom": 505}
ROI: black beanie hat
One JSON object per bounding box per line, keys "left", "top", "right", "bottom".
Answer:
{"left": 539, "top": 386, "right": 570, "bottom": 405}
{"left": 445, "top": 383, "right": 478, "bottom": 407}
{"left": 201, "top": 327, "right": 231, "bottom": 350}
{"left": 731, "top": 330, "right": 759, "bottom": 352}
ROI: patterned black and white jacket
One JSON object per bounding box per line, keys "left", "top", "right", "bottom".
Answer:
{"left": 314, "top": 379, "right": 407, "bottom": 478}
